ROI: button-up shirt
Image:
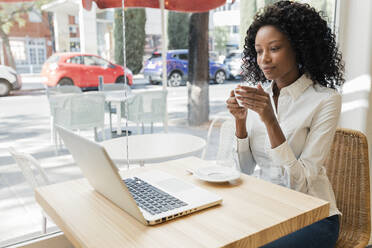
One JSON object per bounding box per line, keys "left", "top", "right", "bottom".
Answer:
{"left": 236, "top": 74, "right": 341, "bottom": 216}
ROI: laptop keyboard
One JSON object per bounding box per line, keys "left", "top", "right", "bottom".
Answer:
{"left": 124, "top": 177, "right": 188, "bottom": 215}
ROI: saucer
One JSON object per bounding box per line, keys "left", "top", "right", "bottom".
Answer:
{"left": 193, "top": 165, "right": 240, "bottom": 183}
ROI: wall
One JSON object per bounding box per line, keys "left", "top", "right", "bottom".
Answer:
{"left": 337, "top": 0, "right": 372, "bottom": 244}
{"left": 337, "top": 0, "right": 372, "bottom": 156}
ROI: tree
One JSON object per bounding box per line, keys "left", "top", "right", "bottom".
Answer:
{"left": 187, "top": 12, "right": 209, "bottom": 126}
{"left": 114, "top": 8, "right": 146, "bottom": 74}
{"left": 0, "top": 0, "right": 51, "bottom": 69}
{"left": 167, "top": 12, "right": 189, "bottom": 49}
{"left": 239, "top": 0, "right": 257, "bottom": 49}
{"left": 212, "top": 26, "right": 229, "bottom": 54}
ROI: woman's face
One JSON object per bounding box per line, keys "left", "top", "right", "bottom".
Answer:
{"left": 255, "top": 25, "right": 299, "bottom": 86}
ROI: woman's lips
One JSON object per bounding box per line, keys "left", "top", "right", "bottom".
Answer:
{"left": 262, "top": 67, "right": 275, "bottom": 73}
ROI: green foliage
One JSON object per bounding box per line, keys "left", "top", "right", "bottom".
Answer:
{"left": 0, "top": 0, "right": 51, "bottom": 34}
{"left": 167, "top": 12, "right": 189, "bottom": 49}
{"left": 114, "top": 8, "right": 146, "bottom": 74}
{"left": 212, "top": 26, "right": 229, "bottom": 54}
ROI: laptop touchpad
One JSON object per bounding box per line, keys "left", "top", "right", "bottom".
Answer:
{"left": 156, "top": 178, "right": 194, "bottom": 193}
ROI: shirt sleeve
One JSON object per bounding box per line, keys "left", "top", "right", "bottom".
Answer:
{"left": 268, "top": 93, "right": 341, "bottom": 193}
{"left": 236, "top": 135, "right": 257, "bottom": 175}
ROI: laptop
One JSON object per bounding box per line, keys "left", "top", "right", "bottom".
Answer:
{"left": 56, "top": 126, "right": 222, "bottom": 225}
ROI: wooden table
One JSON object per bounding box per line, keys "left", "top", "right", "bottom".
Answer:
{"left": 101, "top": 133, "right": 206, "bottom": 166}
{"left": 35, "top": 157, "right": 329, "bottom": 248}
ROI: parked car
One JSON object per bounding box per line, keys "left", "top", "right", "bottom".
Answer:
{"left": 0, "top": 65, "right": 22, "bottom": 97}
{"left": 143, "top": 49, "right": 229, "bottom": 87}
{"left": 41, "top": 53, "right": 133, "bottom": 89}
{"left": 223, "top": 50, "right": 243, "bottom": 79}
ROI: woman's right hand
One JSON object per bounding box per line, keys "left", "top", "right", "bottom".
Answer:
{"left": 226, "top": 90, "right": 247, "bottom": 120}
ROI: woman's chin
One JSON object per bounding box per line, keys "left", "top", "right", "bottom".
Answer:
{"left": 263, "top": 73, "right": 275, "bottom": 81}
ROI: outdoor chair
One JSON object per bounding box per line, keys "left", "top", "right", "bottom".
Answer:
{"left": 46, "top": 85, "right": 82, "bottom": 98}
{"left": 324, "top": 128, "right": 370, "bottom": 248}
{"left": 100, "top": 83, "right": 128, "bottom": 92}
{"left": 46, "top": 86, "right": 82, "bottom": 146}
{"left": 8, "top": 147, "right": 51, "bottom": 234}
{"left": 201, "top": 116, "right": 237, "bottom": 168}
{"left": 51, "top": 92, "right": 106, "bottom": 150}
{"left": 121, "top": 89, "right": 167, "bottom": 134}
{"left": 99, "top": 83, "right": 131, "bottom": 133}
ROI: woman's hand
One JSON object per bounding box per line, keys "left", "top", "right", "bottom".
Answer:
{"left": 226, "top": 89, "right": 247, "bottom": 120}
{"left": 236, "top": 84, "right": 276, "bottom": 125}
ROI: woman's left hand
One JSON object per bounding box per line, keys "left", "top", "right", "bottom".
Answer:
{"left": 236, "top": 84, "right": 277, "bottom": 125}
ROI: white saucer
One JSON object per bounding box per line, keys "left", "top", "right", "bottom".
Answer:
{"left": 193, "top": 165, "right": 241, "bottom": 183}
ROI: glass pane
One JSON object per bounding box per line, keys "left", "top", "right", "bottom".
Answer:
{"left": 1, "top": 0, "right": 338, "bottom": 246}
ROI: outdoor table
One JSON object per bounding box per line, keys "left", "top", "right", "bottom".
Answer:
{"left": 35, "top": 156, "right": 329, "bottom": 248}
{"left": 101, "top": 133, "right": 206, "bottom": 166}
{"left": 103, "top": 90, "right": 133, "bottom": 136}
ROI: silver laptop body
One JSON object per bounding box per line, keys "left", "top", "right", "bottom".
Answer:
{"left": 56, "top": 126, "right": 222, "bottom": 225}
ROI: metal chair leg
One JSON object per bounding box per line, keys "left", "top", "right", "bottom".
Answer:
{"left": 41, "top": 213, "right": 47, "bottom": 234}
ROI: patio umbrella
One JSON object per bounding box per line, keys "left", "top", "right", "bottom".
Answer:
{"left": 82, "top": 0, "right": 226, "bottom": 12}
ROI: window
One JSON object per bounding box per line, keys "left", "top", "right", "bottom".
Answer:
{"left": 83, "top": 56, "right": 110, "bottom": 67}
{"left": 1, "top": 0, "right": 339, "bottom": 246}
{"left": 66, "top": 56, "right": 83, "bottom": 64}
{"left": 178, "top": 53, "right": 188, "bottom": 61}
{"left": 10, "top": 40, "right": 27, "bottom": 65}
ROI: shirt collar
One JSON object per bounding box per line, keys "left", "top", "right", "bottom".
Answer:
{"left": 267, "top": 74, "right": 313, "bottom": 100}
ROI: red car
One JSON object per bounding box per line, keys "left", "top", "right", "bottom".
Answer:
{"left": 41, "top": 53, "right": 133, "bottom": 88}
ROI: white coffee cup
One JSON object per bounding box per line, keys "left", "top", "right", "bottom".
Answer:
{"left": 234, "top": 88, "right": 245, "bottom": 107}
{"left": 234, "top": 82, "right": 249, "bottom": 107}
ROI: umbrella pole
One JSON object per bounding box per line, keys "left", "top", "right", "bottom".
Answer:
{"left": 121, "top": 0, "right": 130, "bottom": 169}
{"left": 160, "top": 0, "right": 169, "bottom": 132}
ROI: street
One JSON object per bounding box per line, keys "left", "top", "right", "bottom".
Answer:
{"left": 0, "top": 75, "right": 239, "bottom": 246}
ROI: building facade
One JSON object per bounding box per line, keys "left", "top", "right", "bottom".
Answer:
{"left": 0, "top": 9, "right": 53, "bottom": 73}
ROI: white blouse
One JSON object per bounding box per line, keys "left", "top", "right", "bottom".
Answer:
{"left": 236, "top": 74, "right": 341, "bottom": 216}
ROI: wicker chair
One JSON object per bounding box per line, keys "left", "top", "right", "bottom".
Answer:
{"left": 324, "top": 128, "right": 371, "bottom": 248}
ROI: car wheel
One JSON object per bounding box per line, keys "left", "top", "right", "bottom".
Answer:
{"left": 214, "top": 70, "right": 226, "bottom": 84}
{"left": 116, "top": 76, "right": 130, "bottom": 84}
{"left": 0, "top": 79, "right": 11, "bottom": 97}
{"left": 168, "top": 72, "right": 182, "bottom": 87}
{"left": 58, "top": 78, "right": 74, "bottom": 86}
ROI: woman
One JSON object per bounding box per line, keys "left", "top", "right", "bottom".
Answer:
{"left": 226, "top": 1, "right": 344, "bottom": 247}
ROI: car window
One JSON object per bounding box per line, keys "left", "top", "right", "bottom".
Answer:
{"left": 83, "top": 56, "right": 110, "bottom": 67}
{"left": 66, "top": 56, "right": 83, "bottom": 64}
{"left": 178, "top": 53, "right": 188, "bottom": 61}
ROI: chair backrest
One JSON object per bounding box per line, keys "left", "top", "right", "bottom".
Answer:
{"left": 202, "top": 116, "right": 236, "bottom": 165}
{"left": 324, "top": 128, "right": 371, "bottom": 247}
{"left": 46, "top": 85, "right": 82, "bottom": 98}
{"left": 121, "top": 90, "right": 167, "bottom": 124}
{"left": 100, "top": 83, "right": 130, "bottom": 92}
{"left": 8, "top": 147, "right": 50, "bottom": 190}
{"left": 54, "top": 92, "right": 106, "bottom": 130}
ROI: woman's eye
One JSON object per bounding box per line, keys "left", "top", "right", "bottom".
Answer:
{"left": 270, "top": 47, "right": 280, "bottom": 51}
{"left": 256, "top": 50, "right": 262, "bottom": 55}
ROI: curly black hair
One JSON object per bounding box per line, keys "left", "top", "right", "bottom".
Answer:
{"left": 242, "top": 0, "right": 344, "bottom": 88}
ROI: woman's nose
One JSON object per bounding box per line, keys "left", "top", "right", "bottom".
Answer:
{"left": 262, "top": 51, "right": 271, "bottom": 63}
